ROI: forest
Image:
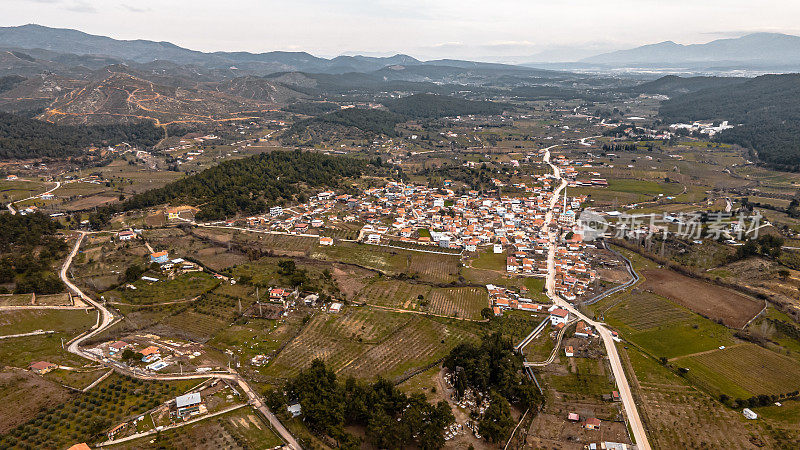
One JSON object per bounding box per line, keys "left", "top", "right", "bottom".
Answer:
{"left": 0, "top": 212, "right": 66, "bottom": 294}
{"left": 117, "top": 149, "right": 368, "bottom": 220}
{"left": 658, "top": 74, "right": 800, "bottom": 169}
{"left": 0, "top": 112, "right": 164, "bottom": 159}
{"left": 444, "top": 333, "right": 543, "bottom": 442}
{"left": 269, "top": 359, "right": 454, "bottom": 449}
{"left": 382, "top": 93, "right": 507, "bottom": 119}
{"left": 281, "top": 108, "right": 403, "bottom": 145}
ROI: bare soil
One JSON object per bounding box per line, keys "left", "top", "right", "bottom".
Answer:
{"left": 641, "top": 268, "right": 763, "bottom": 328}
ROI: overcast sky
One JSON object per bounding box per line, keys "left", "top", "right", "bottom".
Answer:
{"left": 6, "top": 0, "right": 800, "bottom": 62}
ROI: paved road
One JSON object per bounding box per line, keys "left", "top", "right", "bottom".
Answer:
{"left": 542, "top": 146, "right": 652, "bottom": 450}
{"left": 60, "top": 232, "right": 302, "bottom": 449}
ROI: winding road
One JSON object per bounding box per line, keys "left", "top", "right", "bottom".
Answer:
{"left": 59, "top": 232, "right": 301, "bottom": 449}
{"left": 6, "top": 180, "right": 61, "bottom": 215}
{"left": 541, "top": 145, "right": 651, "bottom": 450}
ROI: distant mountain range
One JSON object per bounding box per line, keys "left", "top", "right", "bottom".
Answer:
{"left": 0, "top": 24, "right": 545, "bottom": 76}
{"left": 579, "top": 33, "right": 800, "bottom": 70}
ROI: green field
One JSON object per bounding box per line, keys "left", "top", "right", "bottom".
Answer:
{"left": 677, "top": 344, "right": 800, "bottom": 398}
{"left": 471, "top": 249, "right": 506, "bottom": 271}
{"left": 605, "top": 291, "right": 735, "bottom": 359}
{"left": 104, "top": 272, "right": 220, "bottom": 305}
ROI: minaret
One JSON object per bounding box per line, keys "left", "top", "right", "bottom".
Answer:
{"left": 563, "top": 186, "right": 568, "bottom": 211}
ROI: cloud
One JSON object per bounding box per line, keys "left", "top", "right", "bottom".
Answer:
{"left": 121, "top": 4, "right": 151, "bottom": 13}
{"left": 65, "top": 1, "right": 97, "bottom": 13}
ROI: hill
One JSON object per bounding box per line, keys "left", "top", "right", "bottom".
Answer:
{"left": 215, "top": 76, "right": 307, "bottom": 103}
{"left": 281, "top": 108, "right": 403, "bottom": 146}
{"left": 659, "top": 73, "right": 800, "bottom": 168}
{"left": 582, "top": 33, "right": 800, "bottom": 69}
{"left": 120, "top": 150, "right": 368, "bottom": 220}
{"left": 630, "top": 75, "right": 747, "bottom": 96}
{"left": 36, "top": 67, "right": 273, "bottom": 126}
{"left": 0, "top": 111, "right": 162, "bottom": 159}
{"left": 382, "top": 93, "right": 507, "bottom": 119}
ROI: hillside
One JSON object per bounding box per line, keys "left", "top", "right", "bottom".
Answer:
{"left": 281, "top": 108, "right": 403, "bottom": 146}
{"left": 120, "top": 150, "right": 369, "bottom": 220}
{"left": 659, "top": 74, "right": 800, "bottom": 168}
{"left": 37, "top": 68, "right": 272, "bottom": 126}
{"left": 0, "top": 111, "right": 162, "bottom": 159}
{"left": 382, "top": 93, "right": 507, "bottom": 119}
{"left": 630, "top": 75, "right": 747, "bottom": 96}
{"left": 215, "top": 76, "right": 307, "bottom": 103}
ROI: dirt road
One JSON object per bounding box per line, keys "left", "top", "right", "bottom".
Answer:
{"left": 59, "top": 232, "right": 301, "bottom": 449}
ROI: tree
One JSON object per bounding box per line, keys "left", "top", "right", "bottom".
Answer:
{"left": 478, "top": 392, "right": 514, "bottom": 443}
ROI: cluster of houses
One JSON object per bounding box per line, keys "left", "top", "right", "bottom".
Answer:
{"left": 486, "top": 284, "right": 544, "bottom": 316}
{"left": 226, "top": 149, "right": 599, "bottom": 303}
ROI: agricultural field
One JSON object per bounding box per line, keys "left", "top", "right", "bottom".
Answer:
{"left": 426, "top": 286, "right": 487, "bottom": 319}
{"left": 357, "top": 279, "right": 431, "bottom": 309}
{"left": 677, "top": 344, "right": 800, "bottom": 399}
{"left": 0, "top": 368, "right": 75, "bottom": 435}
{"left": 641, "top": 268, "right": 764, "bottom": 328}
{"left": 0, "top": 374, "right": 201, "bottom": 449}
{"left": 109, "top": 406, "right": 285, "bottom": 450}
{"left": 314, "top": 242, "right": 460, "bottom": 283}
{"left": 605, "top": 291, "right": 736, "bottom": 360}
{"left": 0, "top": 308, "right": 95, "bottom": 339}
{"left": 264, "top": 308, "right": 476, "bottom": 382}
{"left": 102, "top": 272, "right": 220, "bottom": 306}
{"left": 357, "top": 281, "right": 486, "bottom": 319}
{"left": 469, "top": 248, "right": 507, "bottom": 271}
{"left": 621, "top": 345, "right": 797, "bottom": 449}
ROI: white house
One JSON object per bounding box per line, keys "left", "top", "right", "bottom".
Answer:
{"left": 549, "top": 308, "right": 569, "bottom": 326}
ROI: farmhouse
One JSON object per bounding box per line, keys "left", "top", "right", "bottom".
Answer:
{"left": 150, "top": 251, "right": 169, "bottom": 264}
{"left": 117, "top": 231, "right": 136, "bottom": 241}
{"left": 139, "top": 346, "right": 161, "bottom": 362}
{"left": 319, "top": 236, "right": 334, "bottom": 246}
{"left": 108, "top": 341, "right": 129, "bottom": 353}
{"left": 29, "top": 361, "right": 57, "bottom": 375}
{"left": 175, "top": 392, "right": 202, "bottom": 417}
{"left": 584, "top": 417, "right": 601, "bottom": 430}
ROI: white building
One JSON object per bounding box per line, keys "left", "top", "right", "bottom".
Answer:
{"left": 549, "top": 308, "right": 569, "bottom": 326}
